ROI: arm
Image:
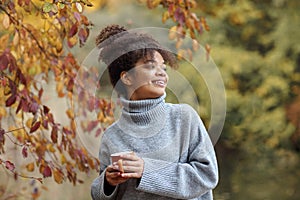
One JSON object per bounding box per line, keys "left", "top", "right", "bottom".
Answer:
{"left": 91, "top": 134, "right": 119, "bottom": 200}
{"left": 137, "top": 106, "right": 219, "bottom": 199}
{"left": 91, "top": 168, "right": 120, "bottom": 200}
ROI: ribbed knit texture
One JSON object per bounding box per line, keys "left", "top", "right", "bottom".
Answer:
{"left": 91, "top": 95, "right": 218, "bottom": 200}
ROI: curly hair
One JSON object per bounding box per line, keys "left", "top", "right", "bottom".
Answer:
{"left": 96, "top": 24, "right": 178, "bottom": 96}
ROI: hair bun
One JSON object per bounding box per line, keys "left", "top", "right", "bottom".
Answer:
{"left": 96, "top": 24, "right": 127, "bottom": 48}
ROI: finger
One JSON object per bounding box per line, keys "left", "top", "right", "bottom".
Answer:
{"left": 118, "top": 159, "right": 124, "bottom": 173}
{"left": 107, "top": 165, "right": 119, "bottom": 172}
{"left": 121, "top": 160, "right": 142, "bottom": 167}
{"left": 106, "top": 171, "right": 121, "bottom": 178}
{"left": 120, "top": 153, "right": 139, "bottom": 161}
{"left": 120, "top": 172, "right": 142, "bottom": 178}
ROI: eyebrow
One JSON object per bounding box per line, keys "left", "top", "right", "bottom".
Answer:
{"left": 144, "top": 59, "right": 165, "bottom": 64}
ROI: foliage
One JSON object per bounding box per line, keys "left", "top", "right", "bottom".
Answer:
{"left": 0, "top": 0, "right": 104, "bottom": 190}
{"left": 142, "top": 0, "right": 211, "bottom": 60}
{"left": 191, "top": 0, "right": 300, "bottom": 154}
{"left": 0, "top": 0, "right": 209, "bottom": 198}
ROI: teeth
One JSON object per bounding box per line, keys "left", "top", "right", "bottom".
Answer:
{"left": 154, "top": 81, "right": 165, "bottom": 86}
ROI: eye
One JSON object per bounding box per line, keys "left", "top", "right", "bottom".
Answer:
{"left": 144, "top": 63, "right": 155, "bottom": 69}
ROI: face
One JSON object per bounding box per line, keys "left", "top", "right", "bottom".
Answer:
{"left": 122, "top": 51, "right": 168, "bottom": 100}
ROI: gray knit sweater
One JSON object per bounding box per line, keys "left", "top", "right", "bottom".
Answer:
{"left": 91, "top": 94, "right": 218, "bottom": 200}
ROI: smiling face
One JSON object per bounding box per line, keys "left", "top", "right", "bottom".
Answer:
{"left": 121, "top": 51, "right": 168, "bottom": 100}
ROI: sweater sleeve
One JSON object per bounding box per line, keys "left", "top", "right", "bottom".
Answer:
{"left": 91, "top": 134, "right": 119, "bottom": 200}
{"left": 136, "top": 104, "right": 219, "bottom": 199}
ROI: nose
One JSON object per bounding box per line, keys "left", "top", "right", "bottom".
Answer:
{"left": 156, "top": 65, "right": 167, "bottom": 76}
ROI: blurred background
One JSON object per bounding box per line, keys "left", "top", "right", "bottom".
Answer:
{"left": 1, "top": 0, "right": 300, "bottom": 199}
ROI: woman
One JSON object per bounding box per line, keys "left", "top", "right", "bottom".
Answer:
{"left": 91, "top": 24, "right": 218, "bottom": 200}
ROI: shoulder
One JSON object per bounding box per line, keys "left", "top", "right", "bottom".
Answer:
{"left": 166, "top": 103, "right": 200, "bottom": 120}
{"left": 100, "top": 121, "right": 120, "bottom": 141}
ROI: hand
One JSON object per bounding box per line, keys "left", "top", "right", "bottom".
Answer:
{"left": 112, "top": 152, "right": 144, "bottom": 179}
{"left": 105, "top": 165, "right": 128, "bottom": 186}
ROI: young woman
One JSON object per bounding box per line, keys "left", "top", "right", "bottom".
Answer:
{"left": 91, "top": 24, "right": 218, "bottom": 200}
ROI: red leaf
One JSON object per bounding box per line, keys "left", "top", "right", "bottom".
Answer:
{"left": 174, "top": 8, "right": 185, "bottom": 26}
{"left": 43, "top": 105, "right": 50, "bottom": 115}
{"left": 51, "top": 126, "right": 58, "bottom": 143}
{"left": 25, "top": 0, "right": 30, "bottom": 6}
{"left": 30, "top": 121, "right": 41, "bottom": 133}
{"left": 22, "top": 146, "right": 28, "bottom": 158}
{"left": 68, "top": 23, "right": 78, "bottom": 37}
{"left": 8, "top": 79, "right": 17, "bottom": 94}
{"left": 29, "top": 101, "right": 39, "bottom": 114}
{"left": 81, "top": 15, "right": 89, "bottom": 26}
{"left": 5, "top": 94, "right": 17, "bottom": 107}
{"left": 87, "top": 120, "right": 98, "bottom": 132}
{"left": 16, "top": 98, "right": 24, "bottom": 114}
{"left": 62, "top": 127, "right": 72, "bottom": 135}
{"left": 7, "top": 52, "right": 17, "bottom": 73}
{"left": 78, "top": 28, "right": 89, "bottom": 46}
{"left": 5, "top": 160, "right": 15, "bottom": 171}
{"left": 88, "top": 96, "right": 95, "bottom": 112}
{"left": 0, "top": 52, "right": 9, "bottom": 70}
{"left": 66, "top": 78, "right": 74, "bottom": 92}
{"left": 43, "top": 165, "right": 52, "bottom": 178}
{"left": 0, "top": 128, "right": 5, "bottom": 143}
{"left": 42, "top": 119, "right": 48, "bottom": 129}
{"left": 16, "top": 68, "right": 27, "bottom": 85}
{"left": 38, "top": 88, "right": 44, "bottom": 99}
{"left": 95, "top": 128, "right": 102, "bottom": 137}
{"left": 37, "top": 177, "right": 43, "bottom": 184}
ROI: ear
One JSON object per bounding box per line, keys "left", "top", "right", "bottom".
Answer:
{"left": 120, "top": 71, "right": 132, "bottom": 86}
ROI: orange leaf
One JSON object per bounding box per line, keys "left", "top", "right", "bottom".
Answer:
{"left": 56, "top": 81, "right": 65, "bottom": 97}
{"left": 53, "top": 169, "right": 64, "bottom": 184}
{"left": 66, "top": 109, "right": 74, "bottom": 119}
{"left": 26, "top": 162, "right": 35, "bottom": 172}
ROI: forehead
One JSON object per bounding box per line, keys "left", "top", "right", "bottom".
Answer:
{"left": 136, "top": 50, "right": 164, "bottom": 65}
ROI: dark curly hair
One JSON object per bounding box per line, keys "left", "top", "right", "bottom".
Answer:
{"left": 96, "top": 24, "right": 178, "bottom": 96}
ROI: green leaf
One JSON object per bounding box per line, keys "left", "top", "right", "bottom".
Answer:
{"left": 42, "top": 2, "right": 53, "bottom": 13}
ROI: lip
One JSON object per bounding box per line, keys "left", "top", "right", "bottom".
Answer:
{"left": 152, "top": 79, "right": 167, "bottom": 87}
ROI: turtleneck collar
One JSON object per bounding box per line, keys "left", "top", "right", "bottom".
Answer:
{"left": 117, "top": 93, "right": 167, "bottom": 138}
{"left": 121, "top": 93, "right": 166, "bottom": 113}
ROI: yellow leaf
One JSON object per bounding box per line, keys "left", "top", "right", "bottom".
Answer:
{"left": 97, "top": 111, "right": 105, "bottom": 122}
{"left": 162, "top": 11, "right": 169, "bottom": 24}
{"left": 177, "top": 49, "right": 186, "bottom": 60}
{"left": 0, "top": 107, "right": 7, "bottom": 119}
{"left": 47, "top": 143, "right": 56, "bottom": 153}
{"left": 3, "top": 14, "right": 10, "bottom": 29}
{"left": 61, "top": 154, "right": 67, "bottom": 165}
{"left": 13, "top": 32, "right": 19, "bottom": 46}
{"left": 176, "top": 38, "right": 183, "bottom": 49}
{"left": 66, "top": 109, "right": 74, "bottom": 119}
{"left": 53, "top": 169, "right": 64, "bottom": 184}
{"left": 26, "top": 118, "right": 33, "bottom": 128}
{"left": 168, "top": 26, "right": 177, "bottom": 40}
{"left": 192, "top": 39, "right": 199, "bottom": 51}
{"left": 0, "top": 34, "right": 9, "bottom": 48}
{"left": 71, "top": 119, "right": 76, "bottom": 132}
{"left": 26, "top": 162, "right": 35, "bottom": 172}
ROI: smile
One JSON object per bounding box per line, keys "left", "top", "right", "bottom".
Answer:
{"left": 152, "top": 80, "right": 166, "bottom": 87}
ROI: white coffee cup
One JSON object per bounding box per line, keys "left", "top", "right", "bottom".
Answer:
{"left": 110, "top": 151, "right": 134, "bottom": 163}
